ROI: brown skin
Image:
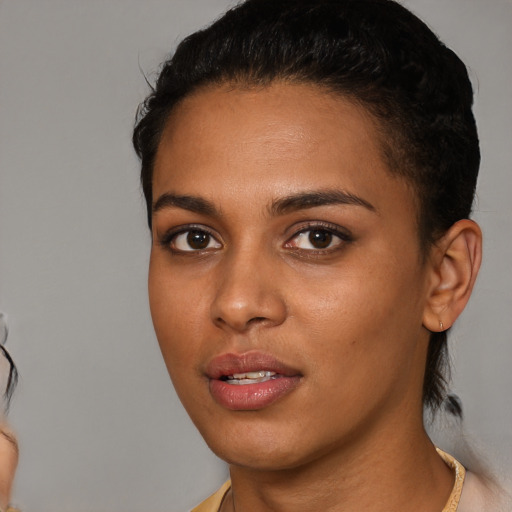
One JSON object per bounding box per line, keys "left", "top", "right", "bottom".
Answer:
{"left": 148, "top": 83, "right": 481, "bottom": 511}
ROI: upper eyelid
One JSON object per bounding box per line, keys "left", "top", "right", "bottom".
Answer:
{"left": 157, "top": 224, "right": 221, "bottom": 245}
{"left": 286, "top": 221, "right": 352, "bottom": 238}
{"left": 158, "top": 223, "right": 217, "bottom": 236}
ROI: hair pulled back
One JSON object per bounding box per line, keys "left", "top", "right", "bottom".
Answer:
{"left": 133, "top": 0, "right": 480, "bottom": 412}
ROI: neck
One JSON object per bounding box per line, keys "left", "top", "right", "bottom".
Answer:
{"left": 223, "top": 418, "right": 454, "bottom": 512}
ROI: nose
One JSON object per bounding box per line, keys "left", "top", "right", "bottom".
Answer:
{"left": 210, "top": 251, "right": 287, "bottom": 333}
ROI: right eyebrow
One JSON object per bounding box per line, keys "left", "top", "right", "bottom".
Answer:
{"left": 270, "top": 189, "right": 377, "bottom": 216}
{"left": 152, "top": 193, "right": 218, "bottom": 217}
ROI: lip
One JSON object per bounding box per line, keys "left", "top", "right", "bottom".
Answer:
{"left": 206, "top": 351, "right": 302, "bottom": 411}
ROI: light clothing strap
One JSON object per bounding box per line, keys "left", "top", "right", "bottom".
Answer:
{"left": 190, "top": 480, "right": 231, "bottom": 512}
{"left": 437, "top": 448, "right": 466, "bottom": 512}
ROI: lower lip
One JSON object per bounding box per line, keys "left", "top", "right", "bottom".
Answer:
{"left": 209, "top": 376, "right": 301, "bottom": 411}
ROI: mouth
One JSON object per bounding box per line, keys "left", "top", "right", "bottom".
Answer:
{"left": 206, "top": 351, "right": 300, "bottom": 379}
{"left": 221, "top": 370, "right": 278, "bottom": 385}
{"left": 206, "top": 352, "right": 302, "bottom": 410}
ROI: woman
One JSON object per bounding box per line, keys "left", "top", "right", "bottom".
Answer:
{"left": 0, "top": 314, "right": 19, "bottom": 512}
{"left": 0, "top": 426, "right": 18, "bottom": 512}
{"left": 133, "top": 0, "right": 509, "bottom": 510}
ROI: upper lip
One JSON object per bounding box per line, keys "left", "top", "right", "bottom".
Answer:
{"left": 205, "top": 351, "right": 301, "bottom": 379}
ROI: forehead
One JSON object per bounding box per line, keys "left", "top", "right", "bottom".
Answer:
{"left": 153, "top": 82, "right": 415, "bottom": 218}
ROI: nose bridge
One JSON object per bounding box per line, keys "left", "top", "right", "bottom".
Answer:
{"left": 210, "top": 244, "right": 287, "bottom": 332}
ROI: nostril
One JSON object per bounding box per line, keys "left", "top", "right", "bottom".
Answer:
{"left": 214, "top": 315, "right": 269, "bottom": 331}
{"left": 248, "top": 317, "right": 267, "bottom": 324}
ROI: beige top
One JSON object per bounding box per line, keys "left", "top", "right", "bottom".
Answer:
{"left": 191, "top": 480, "right": 230, "bottom": 512}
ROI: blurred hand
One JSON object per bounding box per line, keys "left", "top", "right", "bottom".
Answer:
{"left": 0, "top": 315, "right": 18, "bottom": 511}
{"left": 0, "top": 425, "right": 18, "bottom": 511}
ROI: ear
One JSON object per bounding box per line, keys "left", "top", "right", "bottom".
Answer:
{"left": 423, "top": 219, "right": 482, "bottom": 332}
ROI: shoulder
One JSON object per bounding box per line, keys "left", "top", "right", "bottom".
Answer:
{"left": 190, "top": 481, "right": 231, "bottom": 512}
{"left": 459, "top": 471, "right": 511, "bottom": 512}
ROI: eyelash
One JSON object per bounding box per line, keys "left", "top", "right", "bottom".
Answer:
{"left": 284, "top": 222, "right": 353, "bottom": 254}
{"left": 158, "top": 222, "right": 352, "bottom": 255}
{"left": 158, "top": 225, "right": 220, "bottom": 254}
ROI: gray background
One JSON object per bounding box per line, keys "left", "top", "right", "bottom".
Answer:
{"left": 0, "top": 0, "right": 510, "bottom": 511}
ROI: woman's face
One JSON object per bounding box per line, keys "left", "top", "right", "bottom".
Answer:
{"left": 149, "top": 83, "right": 434, "bottom": 470}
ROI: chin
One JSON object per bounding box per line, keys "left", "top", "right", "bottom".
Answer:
{"left": 212, "top": 442, "right": 308, "bottom": 472}
{"left": 196, "top": 413, "right": 323, "bottom": 472}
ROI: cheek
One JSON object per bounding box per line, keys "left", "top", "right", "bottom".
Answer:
{"left": 148, "top": 269, "right": 215, "bottom": 417}
{"left": 291, "top": 257, "right": 426, "bottom": 374}
{"left": 148, "top": 255, "right": 209, "bottom": 372}
{"left": 287, "top": 274, "right": 426, "bottom": 437}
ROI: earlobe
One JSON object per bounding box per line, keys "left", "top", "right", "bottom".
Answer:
{"left": 423, "top": 219, "right": 482, "bottom": 332}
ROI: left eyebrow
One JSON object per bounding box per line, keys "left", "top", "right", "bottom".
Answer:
{"left": 270, "top": 190, "right": 377, "bottom": 216}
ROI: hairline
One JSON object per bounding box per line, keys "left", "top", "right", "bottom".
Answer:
{"left": 149, "top": 76, "right": 430, "bottom": 253}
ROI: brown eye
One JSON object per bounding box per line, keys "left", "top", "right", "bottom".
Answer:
{"left": 170, "top": 229, "right": 222, "bottom": 252}
{"left": 308, "top": 230, "right": 333, "bottom": 249}
{"left": 285, "top": 226, "right": 348, "bottom": 252}
{"left": 187, "top": 230, "right": 210, "bottom": 249}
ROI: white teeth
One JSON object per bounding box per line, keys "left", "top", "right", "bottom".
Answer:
{"left": 226, "top": 371, "right": 277, "bottom": 385}
{"left": 232, "top": 371, "right": 274, "bottom": 379}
